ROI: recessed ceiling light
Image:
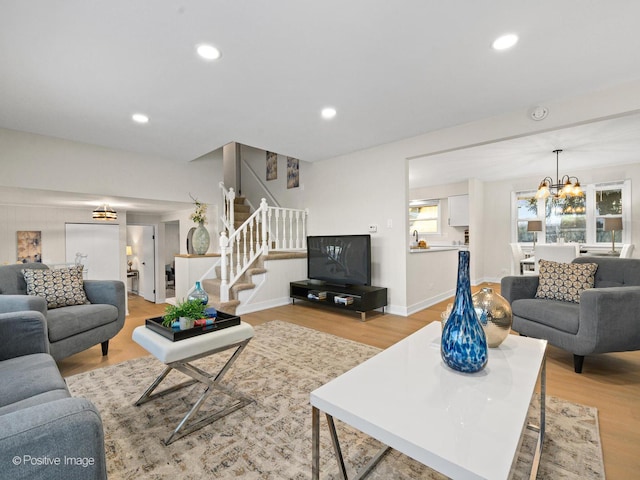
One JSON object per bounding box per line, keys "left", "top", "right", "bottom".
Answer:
{"left": 492, "top": 33, "right": 519, "bottom": 51}
{"left": 132, "top": 113, "right": 149, "bottom": 124}
{"left": 196, "top": 44, "right": 222, "bottom": 60}
{"left": 321, "top": 107, "right": 337, "bottom": 120}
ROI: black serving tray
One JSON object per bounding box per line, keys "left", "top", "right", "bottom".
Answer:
{"left": 145, "top": 311, "right": 241, "bottom": 342}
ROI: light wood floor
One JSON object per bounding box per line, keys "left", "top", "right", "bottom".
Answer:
{"left": 58, "top": 286, "right": 639, "bottom": 478}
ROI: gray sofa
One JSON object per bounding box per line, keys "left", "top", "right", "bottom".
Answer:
{"left": 501, "top": 256, "right": 640, "bottom": 373}
{"left": 0, "top": 310, "right": 107, "bottom": 479}
{"left": 0, "top": 263, "right": 125, "bottom": 361}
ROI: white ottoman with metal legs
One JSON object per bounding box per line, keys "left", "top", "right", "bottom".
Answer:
{"left": 132, "top": 321, "right": 255, "bottom": 445}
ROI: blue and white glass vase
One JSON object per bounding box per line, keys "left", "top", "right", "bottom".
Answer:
{"left": 188, "top": 281, "right": 209, "bottom": 305}
{"left": 441, "top": 250, "right": 488, "bottom": 373}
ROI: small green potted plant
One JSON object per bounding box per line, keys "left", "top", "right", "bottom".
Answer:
{"left": 162, "top": 299, "right": 206, "bottom": 330}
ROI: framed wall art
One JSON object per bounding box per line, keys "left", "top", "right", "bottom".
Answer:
{"left": 17, "top": 230, "right": 42, "bottom": 263}
{"left": 287, "top": 156, "right": 299, "bottom": 188}
{"left": 266, "top": 151, "right": 277, "bottom": 180}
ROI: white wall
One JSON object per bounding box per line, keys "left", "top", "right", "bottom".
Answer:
{"left": 0, "top": 127, "right": 222, "bottom": 205}
{"left": 305, "top": 143, "right": 409, "bottom": 315}
{"left": 240, "top": 143, "right": 309, "bottom": 210}
{"left": 0, "top": 204, "right": 127, "bottom": 267}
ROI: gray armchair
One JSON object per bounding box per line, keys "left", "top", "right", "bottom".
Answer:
{"left": 501, "top": 256, "right": 640, "bottom": 373}
{"left": 0, "top": 310, "right": 107, "bottom": 479}
{"left": 0, "top": 263, "right": 125, "bottom": 361}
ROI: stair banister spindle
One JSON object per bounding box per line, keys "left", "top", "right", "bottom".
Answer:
{"left": 242, "top": 224, "right": 248, "bottom": 266}
{"left": 288, "top": 209, "right": 294, "bottom": 249}
{"left": 249, "top": 220, "right": 255, "bottom": 259}
{"left": 235, "top": 235, "right": 241, "bottom": 274}
{"left": 228, "top": 188, "right": 236, "bottom": 235}
{"left": 274, "top": 208, "right": 281, "bottom": 249}
{"left": 295, "top": 210, "right": 300, "bottom": 249}
{"left": 219, "top": 231, "right": 230, "bottom": 302}
{"left": 261, "top": 199, "right": 269, "bottom": 254}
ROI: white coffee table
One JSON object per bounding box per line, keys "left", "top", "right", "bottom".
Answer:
{"left": 132, "top": 322, "right": 255, "bottom": 445}
{"left": 311, "top": 322, "right": 547, "bottom": 480}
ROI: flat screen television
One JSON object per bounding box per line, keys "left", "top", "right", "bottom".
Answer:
{"left": 307, "top": 235, "right": 371, "bottom": 286}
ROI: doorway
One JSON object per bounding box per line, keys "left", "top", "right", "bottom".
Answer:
{"left": 126, "top": 225, "right": 156, "bottom": 303}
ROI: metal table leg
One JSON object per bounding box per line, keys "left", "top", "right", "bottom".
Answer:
{"left": 526, "top": 355, "right": 546, "bottom": 480}
{"left": 312, "top": 408, "right": 390, "bottom": 480}
{"left": 135, "top": 337, "right": 253, "bottom": 445}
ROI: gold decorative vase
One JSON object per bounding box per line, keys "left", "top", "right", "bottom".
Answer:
{"left": 471, "top": 287, "right": 512, "bottom": 348}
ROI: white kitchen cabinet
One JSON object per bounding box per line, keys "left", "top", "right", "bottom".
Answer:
{"left": 448, "top": 194, "right": 469, "bottom": 226}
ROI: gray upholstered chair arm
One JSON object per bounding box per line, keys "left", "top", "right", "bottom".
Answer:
{"left": 500, "top": 275, "right": 539, "bottom": 303}
{"left": 0, "top": 311, "right": 49, "bottom": 360}
{"left": 0, "top": 398, "right": 107, "bottom": 480}
{"left": 579, "top": 286, "right": 640, "bottom": 354}
{"left": 83, "top": 280, "right": 126, "bottom": 326}
{"left": 0, "top": 294, "right": 47, "bottom": 316}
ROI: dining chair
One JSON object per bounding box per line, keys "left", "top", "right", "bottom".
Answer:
{"left": 619, "top": 244, "right": 635, "bottom": 258}
{"left": 533, "top": 244, "right": 580, "bottom": 272}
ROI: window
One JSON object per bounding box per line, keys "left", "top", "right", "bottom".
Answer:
{"left": 515, "top": 192, "right": 538, "bottom": 243}
{"left": 513, "top": 180, "right": 629, "bottom": 245}
{"left": 595, "top": 187, "right": 623, "bottom": 244}
{"left": 544, "top": 196, "right": 586, "bottom": 243}
{"left": 409, "top": 200, "right": 440, "bottom": 234}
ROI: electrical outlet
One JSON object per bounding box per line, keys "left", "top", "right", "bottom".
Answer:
{"left": 368, "top": 224, "right": 378, "bottom": 233}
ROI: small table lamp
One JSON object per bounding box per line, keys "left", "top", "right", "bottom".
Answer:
{"left": 604, "top": 218, "right": 623, "bottom": 253}
{"left": 527, "top": 220, "right": 543, "bottom": 248}
{"left": 126, "top": 245, "right": 133, "bottom": 271}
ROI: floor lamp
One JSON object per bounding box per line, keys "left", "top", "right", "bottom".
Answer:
{"left": 604, "top": 217, "right": 623, "bottom": 254}
{"left": 527, "top": 220, "right": 543, "bottom": 249}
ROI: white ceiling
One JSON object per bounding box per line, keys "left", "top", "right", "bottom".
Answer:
{"left": 0, "top": 186, "right": 193, "bottom": 215}
{"left": 2, "top": 0, "right": 640, "bottom": 169}
{"left": 408, "top": 112, "right": 640, "bottom": 188}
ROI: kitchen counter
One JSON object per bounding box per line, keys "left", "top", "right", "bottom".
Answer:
{"left": 409, "top": 246, "right": 464, "bottom": 253}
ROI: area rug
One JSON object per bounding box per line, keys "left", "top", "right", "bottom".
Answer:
{"left": 66, "top": 320, "right": 604, "bottom": 479}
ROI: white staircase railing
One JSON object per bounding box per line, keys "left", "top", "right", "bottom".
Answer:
{"left": 218, "top": 199, "right": 307, "bottom": 302}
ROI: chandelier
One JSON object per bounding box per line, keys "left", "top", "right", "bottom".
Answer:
{"left": 535, "top": 149, "right": 583, "bottom": 199}
{"left": 92, "top": 204, "right": 117, "bottom": 220}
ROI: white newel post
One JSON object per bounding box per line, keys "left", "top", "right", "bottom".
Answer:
{"left": 219, "top": 231, "right": 230, "bottom": 302}
{"left": 260, "top": 199, "right": 269, "bottom": 254}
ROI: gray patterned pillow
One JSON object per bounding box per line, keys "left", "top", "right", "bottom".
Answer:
{"left": 535, "top": 259, "right": 598, "bottom": 303}
{"left": 22, "top": 265, "right": 89, "bottom": 309}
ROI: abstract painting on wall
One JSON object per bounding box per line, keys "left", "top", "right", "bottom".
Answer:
{"left": 17, "top": 231, "right": 42, "bottom": 263}
{"left": 266, "top": 151, "right": 277, "bottom": 180}
{"left": 287, "top": 156, "right": 299, "bottom": 188}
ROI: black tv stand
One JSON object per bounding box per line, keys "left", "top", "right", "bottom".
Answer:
{"left": 289, "top": 280, "right": 387, "bottom": 321}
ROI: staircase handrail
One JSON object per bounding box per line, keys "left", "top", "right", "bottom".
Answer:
{"left": 218, "top": 200, "right": 307, "bottom": 302}
{"left": 219, "top": 199, "right": 268, "bottom": 302}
